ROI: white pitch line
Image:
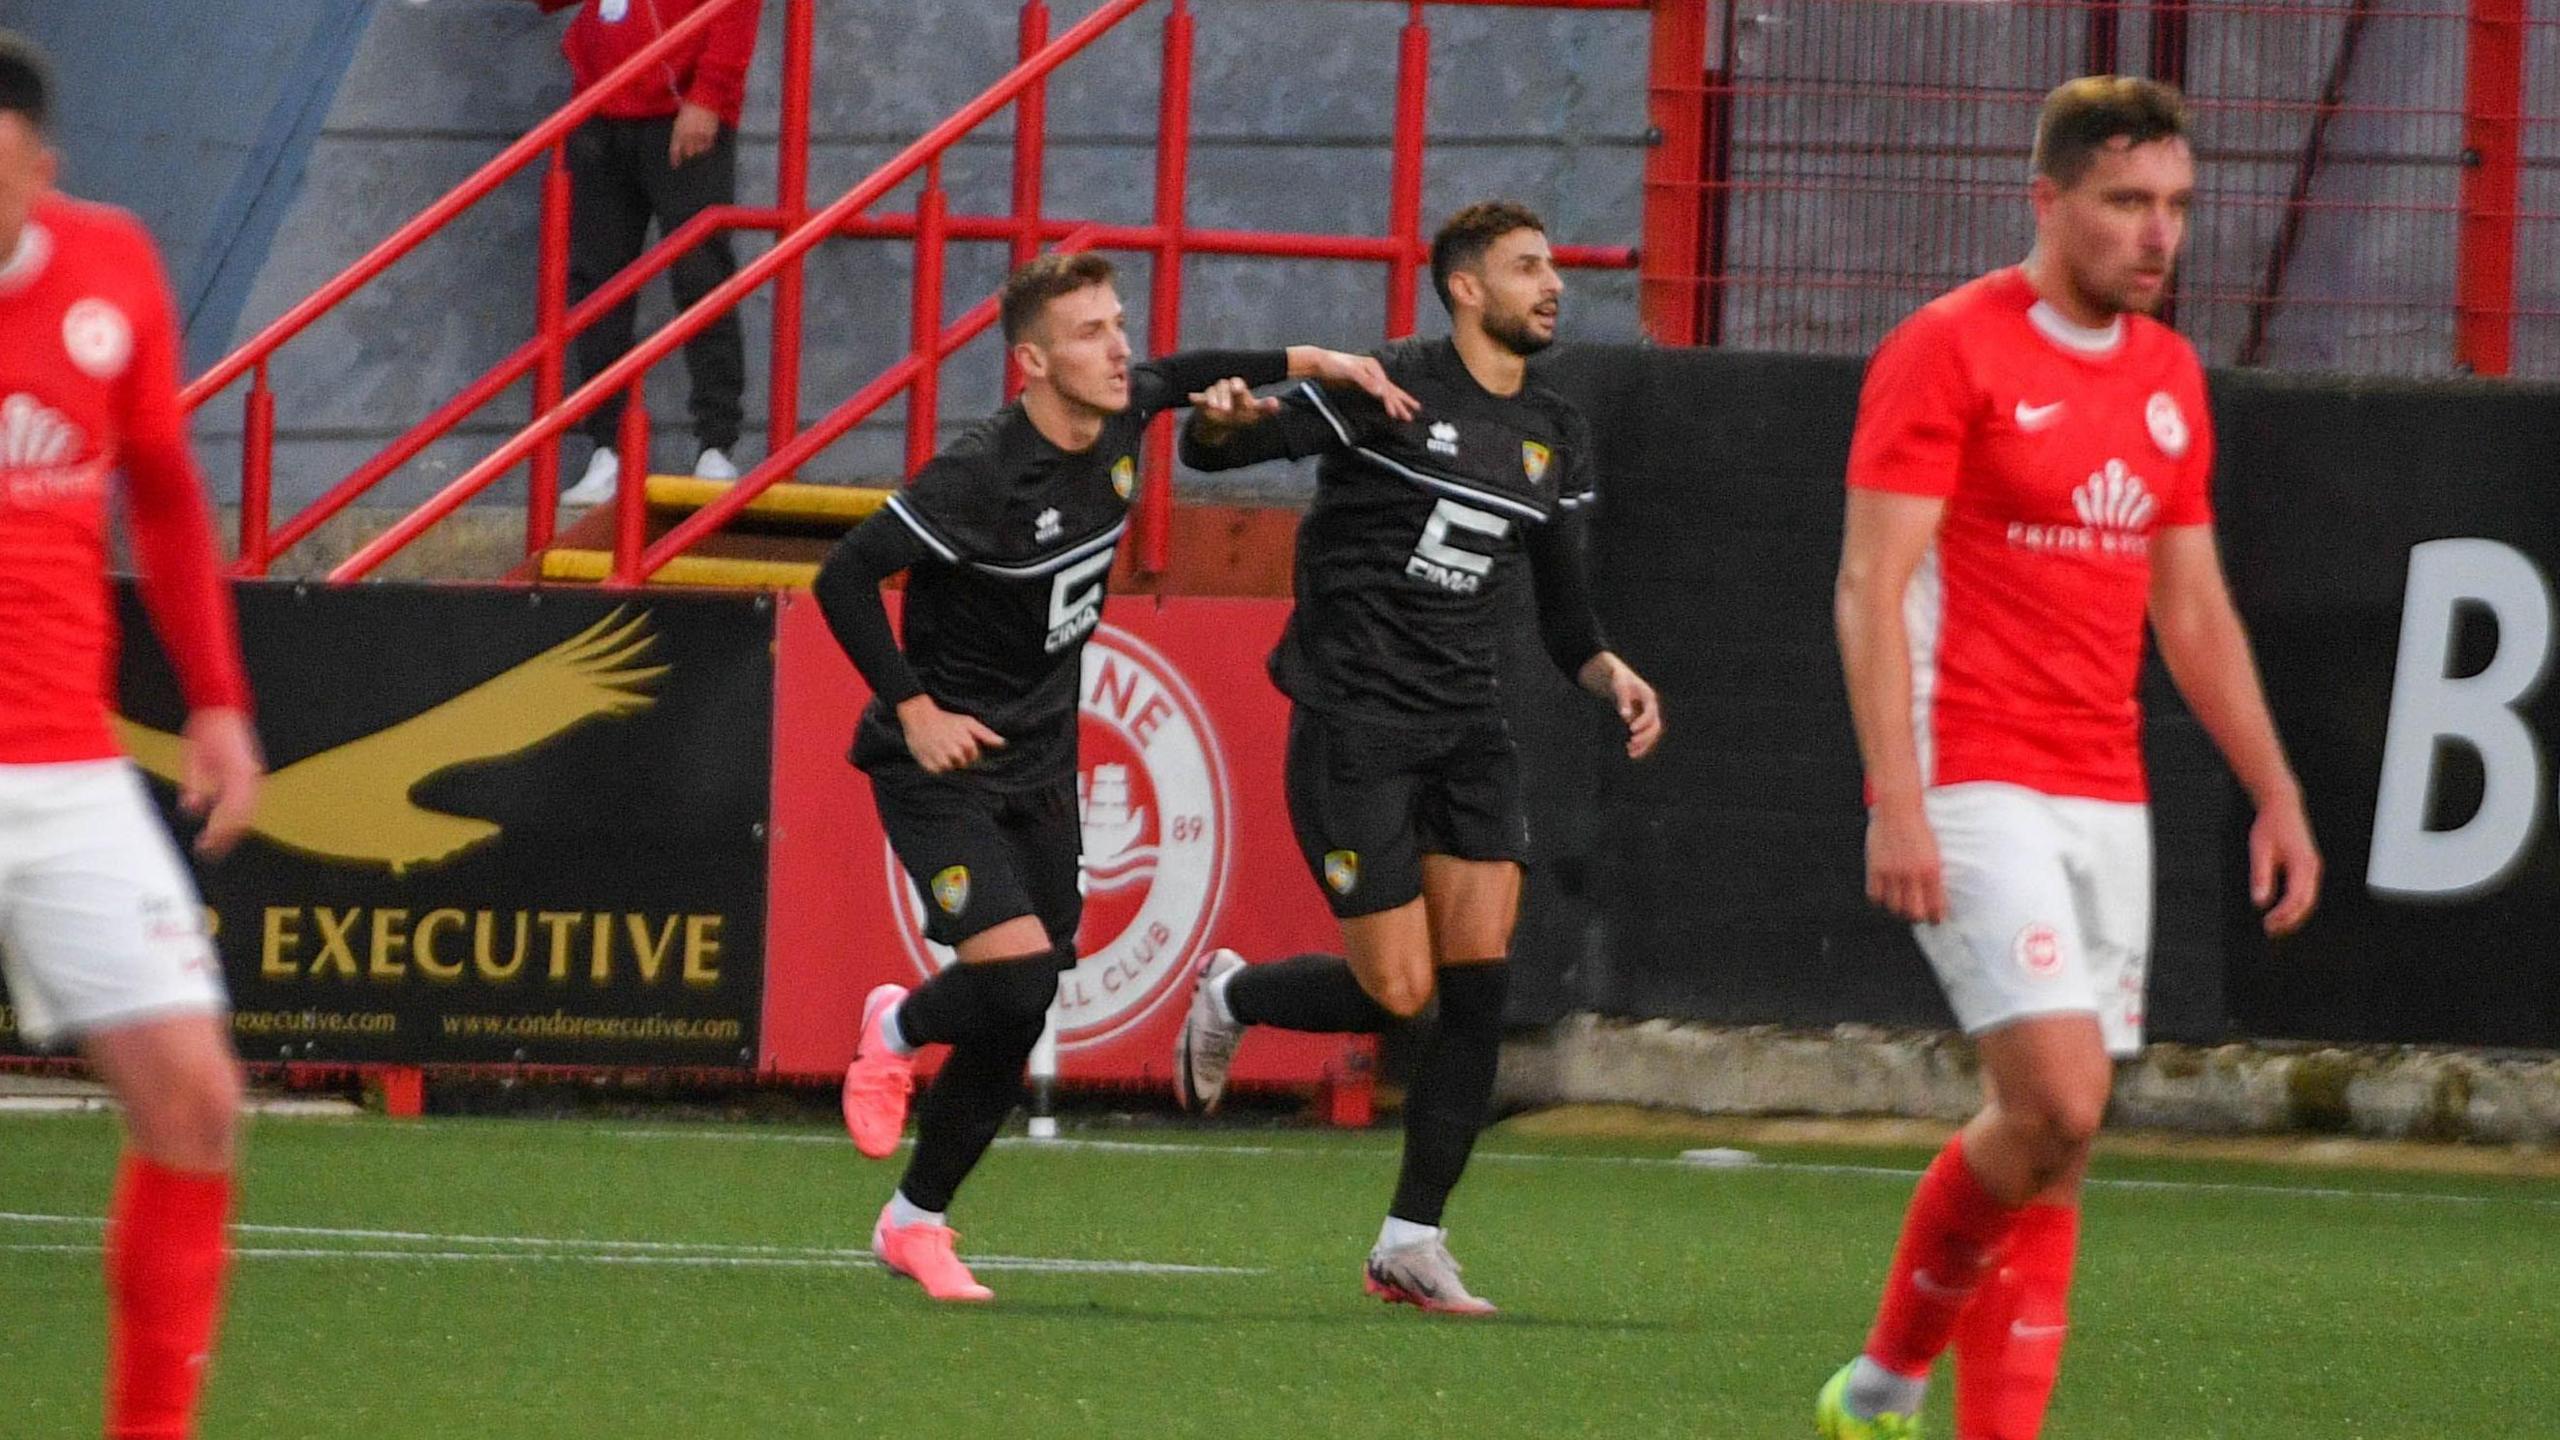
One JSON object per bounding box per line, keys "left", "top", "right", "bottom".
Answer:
{"left": 33, "top": 1114, "right": 2555, "bottom": 1214}
{"left": 591, "top": 1131, "right": 2560, "bottom": 1209}
{"left": 0, "top": 1241, "right": 1253, "bottom": 1275}
{"left": 600, "top": 1128, "right": 1288, "bottom": 1157}
{"left": 1469, "top": 1153, "right": 2560, "bottom": 1212}
{"left": 601, "top": 1127, "right": 842, "bottom": 1145}
{"left": 0, "top": 1209, "right": 896, "bottom": 1255}
{"left": 598, "top": 1128, "right": 1291, "bottom": 1158}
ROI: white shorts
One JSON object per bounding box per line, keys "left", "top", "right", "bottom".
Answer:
{"left": 1912, "top": 781, "right": 2152, "bottom": 1058}
{"left": 0, "top": 761, "right": 226, "bottom": 1050}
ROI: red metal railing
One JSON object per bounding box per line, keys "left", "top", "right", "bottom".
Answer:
{"left": 181, "top": 0, "right": 763, "bottom": 572}
{"left": 192, "top": 0, "right": 2554, "bottom": 582}
{"left": 1642, "top": 0, "right": 2553, "bottom": 378}
{"left": 191, "top": 0, "right": 1647, "bottom": 585}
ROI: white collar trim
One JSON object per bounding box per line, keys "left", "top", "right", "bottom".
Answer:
{"left": 2027, "top": 298, "right": 2124, "bottom": 356}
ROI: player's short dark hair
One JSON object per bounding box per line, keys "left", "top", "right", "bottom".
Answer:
{"left": 2033, "top": 76, "right": 2188, "bottom": 187}
{"left": 1001, "top": 251, "right": 1117, "bottom": 345}
{"left": 0, "top": 30, "right": 52, "bottom": 132}
{"left": 1430, "top": 201, "right": 1546, "bottom": 315}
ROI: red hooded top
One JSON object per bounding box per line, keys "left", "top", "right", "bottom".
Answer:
{"left": 540, "top": 0, "right": 762, "bottom": 128}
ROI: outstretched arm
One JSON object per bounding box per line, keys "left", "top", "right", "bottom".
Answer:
{"left": 1136, "top": 346, "right": 1417, "bottom": 425}
{"left": 1178, "top": 378, "right": 1371, "bottom": 472}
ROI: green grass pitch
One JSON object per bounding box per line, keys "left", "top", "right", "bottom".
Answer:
{"left": 5, "top": 1111, "right": 2556, "bottom": 1437}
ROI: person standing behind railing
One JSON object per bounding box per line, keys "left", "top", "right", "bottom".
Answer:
{"left": 528, "top": 0, "right": 763, "bottom": 505}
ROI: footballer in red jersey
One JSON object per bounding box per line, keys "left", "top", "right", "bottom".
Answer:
{"left": 0, "top": 32, "right": 262, "bottom": 1440}
{"left": 1817, "top": 78, "right": 2321, "bottom": 1440}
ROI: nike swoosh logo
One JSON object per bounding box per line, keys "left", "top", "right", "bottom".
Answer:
{"left": 1910, "top": 1269, "right": 1973, "bottom": 1300}
{"left": 2010, "top": 1321, "right": 2069, "bottom": 1341}
{"left": 2014, "top": 400, "right": 2066, "bottom": 430}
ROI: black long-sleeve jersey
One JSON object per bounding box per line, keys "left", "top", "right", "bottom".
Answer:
{"left": 1181, "top": 337, "right": 1606, "bottom": 725}
{"left": 813, "top": 349, "right": 1291, "bottom": 790}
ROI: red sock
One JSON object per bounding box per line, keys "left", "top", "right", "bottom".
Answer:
{"left": 104, "top": 1156, "right": 233, "bottom": 1440}
{"left": 1953, "top": 1203, "right": 2079, "bottom": 1439}
{"left": 1862, "top": 1134, "right": 2023, "bottom": 1377}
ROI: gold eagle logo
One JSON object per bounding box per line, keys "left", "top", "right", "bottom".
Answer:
{"left": 116, "top": 610, "right": 665, "bottom": 875}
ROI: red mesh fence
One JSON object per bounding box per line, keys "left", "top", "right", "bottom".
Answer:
{"left": 1689, "top": 0, "right": 2555, "bottom": 377}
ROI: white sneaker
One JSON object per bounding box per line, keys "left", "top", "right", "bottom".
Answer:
{"left": 561, "top": 447, "right": 619, "bottom": 506}
{"left": 1174, "top": 949, "right": 1246, "bottom": 1114}
{"left": 693, "top": 447, "right": 738, "bottom": 482}
{"left": 1364, "top": 1233, "right": 1497, "bottom": 1316}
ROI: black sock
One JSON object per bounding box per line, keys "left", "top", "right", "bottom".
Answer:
{"left": 897, "top": 1015, "right": 1045, "bottom": 1213}
{"left": 1225, "top": 953, "right": 1403, "bottom": 1034}
{"left": 892, "top": 949, "right": 1061, "bottom": 1049}
{"left": 1389, "top": 962, "right": 1509, "bottom": 1228}
{"left": 894, "top": 952, "right": 1061, "bottom": 1213}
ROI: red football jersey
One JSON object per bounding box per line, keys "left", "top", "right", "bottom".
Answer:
{"left": 1848, "top": 267, "right": 2214, "bottom": 803}
{"left": 0, "top": 194, "right": 248, "bottom": 763}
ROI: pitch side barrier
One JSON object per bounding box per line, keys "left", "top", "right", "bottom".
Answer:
{"left": 6, "top": 361, "right": 2551, "bottom": 1098}
{"left": 4, "top": 585, "right": 1364, "bottom": 1116}
{"left": 1513, "top": 344, "right": 2560, "bottom": 1050}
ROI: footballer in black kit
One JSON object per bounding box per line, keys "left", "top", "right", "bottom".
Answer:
{"left": 1257, "top": 332, "right": 1608, "bottom": 911}
{"left": 818, "top": 250, "right": 1418, "bottom": 1302}
{"left": 1172, "top": 203, "right": 1665, "bottom": 1315}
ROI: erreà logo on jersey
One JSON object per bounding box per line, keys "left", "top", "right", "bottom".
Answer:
{"left": 886, "top": 625, "right": 1231, "bottom": 1050}
{"left": 2008, "top": 459, "right": 2156, "bottom": 558}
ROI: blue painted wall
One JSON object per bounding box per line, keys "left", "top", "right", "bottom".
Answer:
{"left": 0, "top": 0, "right": 372, "bottom": 372}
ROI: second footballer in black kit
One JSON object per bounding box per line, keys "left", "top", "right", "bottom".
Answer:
{"left": 821, "top": 250, "right": 1417, "bottom": 1302}
{"left": 1172, "top": 202, "right": 1666, "bottom": 1314}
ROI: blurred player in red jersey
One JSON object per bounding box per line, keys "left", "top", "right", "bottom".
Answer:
{"left": 1816, "top": 78, "right": 2321, "bottom": 1440}
{"left": 0, "top": 32, "right": 263, "bottom": 1440}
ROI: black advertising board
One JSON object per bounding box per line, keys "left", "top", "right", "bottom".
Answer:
{"left": 2213, "top": 375, "right": 2560, "bottom": 1046}
{"left": 0, "top": 582, "right": 775, "bottom": 1067}
{"left": 1521, "top": 349, "right": 2560, "bottom": 1049}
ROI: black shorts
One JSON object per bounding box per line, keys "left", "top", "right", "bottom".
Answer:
{"left": 862, "top": 752, "right": 1083, "bottom": 952}
{"left": 1284, "top": 707, "right": 1528, "bottom": 919}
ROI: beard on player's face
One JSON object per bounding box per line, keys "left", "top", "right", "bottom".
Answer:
{"left": 2071, "top": 248, "right": 2176, "bottom": 318}
{"left": 1473, "top": 275, "right": 1562, "bottom": 357}
{"left": 1483, "top": 301, "right": 1556, "bottom": 357}
{"left": 2054, "top": 222, "right": 2179, "bottom": 319}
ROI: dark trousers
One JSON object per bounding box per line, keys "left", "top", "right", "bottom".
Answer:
{"left": 566, "top": 115, "right": 745, "bottom": 454}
